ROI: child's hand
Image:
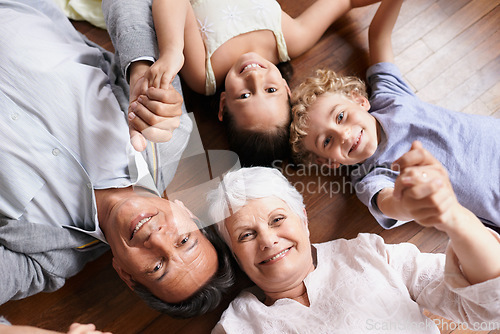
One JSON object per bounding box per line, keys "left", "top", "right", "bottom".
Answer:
{"left": 145, "top": 51, "right": 184, "bottom": 89}
{"left": 391, "top": 141, "right": 461, "bottom": 232}
{"left": 67, "top": 323, "right": 111, "bottom": 334}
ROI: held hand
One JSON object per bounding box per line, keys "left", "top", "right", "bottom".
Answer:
{"left": 391, "top": 141, "right": 461, "bottom": 231}
{"left": 128, "top": 75, "right": 183, "bottom": 152}
{"left": 145, "top": 51, "right": 184, "bottom": 89}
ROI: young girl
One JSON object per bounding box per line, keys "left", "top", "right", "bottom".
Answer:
{"left": 144, "top": 0, "right": 380, "bottom": 166}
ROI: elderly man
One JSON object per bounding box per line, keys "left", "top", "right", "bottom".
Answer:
{"left": 0, "top": 0, "right": 232, "bottom": 318}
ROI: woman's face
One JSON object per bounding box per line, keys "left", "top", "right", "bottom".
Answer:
{"left": 221, "top": 52, "right": 291, "bottom": 131}
{"left": 224, "top": 197, "right": 313, "bottom": 295}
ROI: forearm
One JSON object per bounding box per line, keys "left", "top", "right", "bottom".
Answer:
{"left": 0, "top": 325, "right": 61, "bottom": 334}
{"left": 443, "top": 206, "right": 500, "bottom": 285}
{"left": 152, "top": 0, "right": 189, "bottom": 57}
{"left": 368, "top": 0, "right": 404, "bottom": 65}
{"left": 102, "top": 0, "right": 158, "bottom": 78}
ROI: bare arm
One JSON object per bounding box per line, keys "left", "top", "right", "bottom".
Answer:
{"left": 368, "top": 0, "right": 404, "bottom": 65}
{"left": 282, "top": 0, "right": 381, "bottom": 58}
{"left": 392, "top": 141, "right": 500, "bottom": 284}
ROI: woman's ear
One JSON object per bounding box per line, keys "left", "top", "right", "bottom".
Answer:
{"left": 218, "top": 92, "right": 226, "bottom": 121}
{"left": 351, "top": 91, "right": 370, "bottom": 111}
{"left": 302, "top": 207, "right": 310, "bottom": 238}
{"left": 112, "top": 258, "right": 135, "bottom": 291}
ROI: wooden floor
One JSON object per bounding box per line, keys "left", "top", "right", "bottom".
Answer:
{"left": 1, "top": 0, "right": 499, "bottom": 333}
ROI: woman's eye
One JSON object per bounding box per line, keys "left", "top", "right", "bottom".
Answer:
{"left": 266, "top": 87, "right": 277, "bottom": 93}
{"left": 239, "top": 232, "right": 254, "bottom": 242}
{"left": 337, "top": 111, "right": 344, "bottom": 123}
{"left": 240, "top": 93, "right": 250, "bottom": 99}
{"left": 271, "top": 216, "right": 284, "bottom": 225}
{"left": 323, "top": 136, "right": 331, "bottom": 148}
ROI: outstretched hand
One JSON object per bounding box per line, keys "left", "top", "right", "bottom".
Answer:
{"left": 128, "top": 71, "right": 183, "bottom": 152}
{"left": 145, "top": 51, "right": 184, "bottom": 89}
{"left": 67, "top": 323, "right": 112, "bottom": 334}
{"left": 391, "top": 141, "right": 461, "bottom": 231}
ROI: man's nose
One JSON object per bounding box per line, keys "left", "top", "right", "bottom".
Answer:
{"left": 145, "top": 227, "right": 182, "bottom": 262}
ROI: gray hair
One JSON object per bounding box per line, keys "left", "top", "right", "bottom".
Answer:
{"left": 207, "top": 167, "right": 306, "bottom": 247}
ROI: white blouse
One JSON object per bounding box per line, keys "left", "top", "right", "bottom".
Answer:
{"left": 213, "top": 233, "right": 500, "bottom": 333}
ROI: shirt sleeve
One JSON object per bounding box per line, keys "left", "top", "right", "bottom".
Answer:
{"left": 366, "top": 62, "right": 416, "bottom": 100}
{"left": 102, "top": 0, "right": 158, "bottom": 80}
{"left": 384, "top": 234, "right": 500, "bottom": 325}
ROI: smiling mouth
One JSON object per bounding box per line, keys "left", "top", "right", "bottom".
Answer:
{"left": 349, "top": 130, "right": 363, "bottom": 154}
{"left": 260, "top": 247, "right": 291, "bottom": 264}
{"left": 130, "top": 216, "right": 153, "bottom": 240}
{"left": 240, "top": 63, "right": 263, "bottom": 74}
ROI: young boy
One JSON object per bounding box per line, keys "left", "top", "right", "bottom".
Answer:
{"left": 290, "top": 0, "right": 500, "bottom": 229}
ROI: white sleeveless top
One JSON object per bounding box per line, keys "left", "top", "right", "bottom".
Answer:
{"left": 191, "top": 0, "right": 290, "bottom": 95}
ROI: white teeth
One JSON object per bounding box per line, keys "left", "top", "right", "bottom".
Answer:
{"left": 133, "top": 216, "right": 152, "bottom": 235}
{"left": 242, "top": 63, "right": 261, "bottom": 72}
{"left": 262, "top": 248, "right": 289, "bottom": 263}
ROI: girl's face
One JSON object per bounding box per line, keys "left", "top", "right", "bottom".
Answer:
{"left": 224, "top": 197, "right": 314, "bottom": 295}
{"left": 220, "top": 52, "right": 291, "bottom": 131}
{"left": 302, "top": 92, "right": 379, "bottom": 168}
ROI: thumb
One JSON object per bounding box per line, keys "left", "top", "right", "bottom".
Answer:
{"left": 129, "top": 128, "right": 147, "bottom": 152}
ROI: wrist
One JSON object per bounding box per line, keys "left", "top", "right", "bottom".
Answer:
{"left": 129, "top": 60, "right": 152, "bottom": 85}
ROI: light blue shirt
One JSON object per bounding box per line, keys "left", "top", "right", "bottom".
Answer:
{"left": 0, "top": 0, "right": 160, "bottom": 241}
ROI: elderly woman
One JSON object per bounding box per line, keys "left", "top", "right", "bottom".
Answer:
{"left": 207, "top": 144, "right": 500, "bottom": 333}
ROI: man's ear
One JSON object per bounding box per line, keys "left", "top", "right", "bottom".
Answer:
{"left": 112, "top": 258, "right": 135, "bottom": 291}
{"left": 315, "top": 157, "right": 340, "bottom": 169}
{"left": 351, "top": 91, "right": 370, "bottom": 111}
{"left": 218, "top": 92, "right": 226, "bottom": 121}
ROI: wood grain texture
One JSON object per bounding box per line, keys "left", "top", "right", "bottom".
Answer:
{"left": 1, "top": 0, "right": 498, "bottom": 333}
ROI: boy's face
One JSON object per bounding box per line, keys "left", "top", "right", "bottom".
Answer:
{"left": 303, "top": 92, "right": 379, "bottom": 168}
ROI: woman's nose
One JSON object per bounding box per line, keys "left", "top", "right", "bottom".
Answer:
{"left": 258, "top": 229, "right": 279, "bottom": 251}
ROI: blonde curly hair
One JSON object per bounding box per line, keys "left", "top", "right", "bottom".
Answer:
{"left": 290, "top": 69, "right": 368, "bottom": 164}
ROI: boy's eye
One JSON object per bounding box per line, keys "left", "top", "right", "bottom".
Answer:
{"left": 266, "top": 87, "right": 277, "bottom": 93}
{"left": 240, "top": 93, "right": 250, "bottom": 99}
{"left": 337, "top": 111, "right": 344, "bottom": 123}
{"left": 323, "top": 136, "right": 332, "bottom": 148}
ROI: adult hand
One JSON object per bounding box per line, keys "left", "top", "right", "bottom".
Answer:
{"left": 128, "top": 62, "right": 183, "bottom": 152}
{"left": 391, "top": 141, "right": 461, "bottom": 232}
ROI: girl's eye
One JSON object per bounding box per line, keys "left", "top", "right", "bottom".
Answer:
{"left": 266, "top": 87, "right": 277, "bottom": 93}
{"left": 323, "top": 136, "right": 332, "bottom": 148}
{"left": 240, "top": 93, "right": 250, "bottom": 99}
{"left": 337, "top": 111, "right": 344, "bottom": 123}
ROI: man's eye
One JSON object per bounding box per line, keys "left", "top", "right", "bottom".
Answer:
{"left": 176, "top": 235, "right": 189, "bottom": 247}
{"left": 151, "top": 261, "right": 162, "bottom": 273}
{"left": 240, "top": 93, "right": 250, "bottom": 99}
{"left": 323, "top": 137, "right": 331, "bottom": 148}
{"left": 337, "top": 111, "right": 344, "bottom": 123}
{"left": 266, "top": 87, "right": 277, "bottom": 93}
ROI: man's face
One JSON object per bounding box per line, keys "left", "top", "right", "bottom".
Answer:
{"left": 104, "top": 195, "right": 218, "bottom": 303}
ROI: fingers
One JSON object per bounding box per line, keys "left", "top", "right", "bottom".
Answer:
{"left": 391, "top": 140, "right": 440, "bottom": 172}
{"left": 67, "top": 323, "right": 112, "bottom": 334}
{"left": 393, "top": 166, "right": 443, "bottom": 200}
